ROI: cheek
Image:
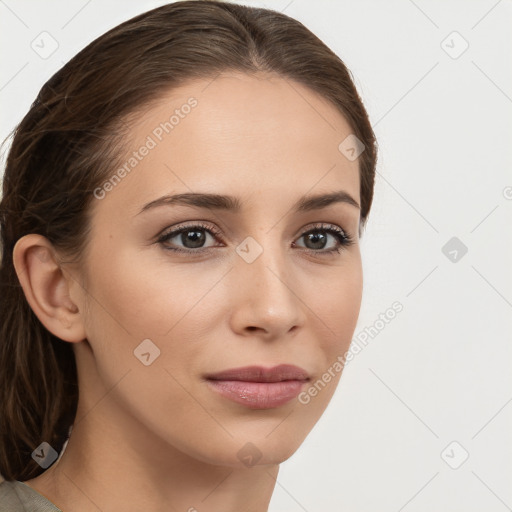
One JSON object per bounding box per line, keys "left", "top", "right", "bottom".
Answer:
{"left": 297, "top": 265, "right": 362, "bottom": 417}
{"left": 84, "top": 250, "right": 190, "bottom": 338}
{"left": 313, "top": 260, "right": 363, "bottom": 350}
{"left": 80, "top": 249, "right": 220, "bottom": 383}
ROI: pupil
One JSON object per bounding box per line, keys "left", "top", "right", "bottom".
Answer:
{"left": 182, "top": 230, "right": 205, "bottom": 248}
{"left": 307, "top": 232, "right": 326, "bottom": 249}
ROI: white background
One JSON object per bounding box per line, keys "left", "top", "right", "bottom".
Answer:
{"left": 1, "top": 1, "right": 511, "bottom": 510}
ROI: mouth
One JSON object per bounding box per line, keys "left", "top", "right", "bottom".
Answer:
{"left": 205, "top": 364, "right": 310, "bottom": 409}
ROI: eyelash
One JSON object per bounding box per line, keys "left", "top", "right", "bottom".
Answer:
{"left": 156, "top": 221, "right": 354, "bottom": 258}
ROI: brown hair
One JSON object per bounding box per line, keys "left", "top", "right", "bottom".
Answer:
{"left": 0, "top": 0, "right": 377, "bottom": 481}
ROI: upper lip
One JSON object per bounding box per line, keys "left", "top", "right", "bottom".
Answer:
{"left": 205, "top": 364, "right": 310, "bottom": 383}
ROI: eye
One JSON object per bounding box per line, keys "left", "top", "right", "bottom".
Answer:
{"left": 156, "top": 221, "right": 354, "bottom": 256}
{"left": 157, "top": 222, "right": 221, "bottom": 254}
{"left": 293, "top": 223, "right": 354, "bottom": 256}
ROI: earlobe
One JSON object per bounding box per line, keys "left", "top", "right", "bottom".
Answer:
{"left": 12, "top": 234, "right": 86, "bottom": 343}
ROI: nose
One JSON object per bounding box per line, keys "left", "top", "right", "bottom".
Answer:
{"left": 227, "top": 237, "right": 306, "bottom": 340}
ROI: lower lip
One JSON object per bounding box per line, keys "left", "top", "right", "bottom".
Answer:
{"left": 207, "top": 380, "right": 306, "bottom": 409}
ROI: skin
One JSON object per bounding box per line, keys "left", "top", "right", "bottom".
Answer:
{"left": 13, "top": 71, "right": 363, "bottom": 512}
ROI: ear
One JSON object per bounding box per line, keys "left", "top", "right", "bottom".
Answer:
{"left": 12, "top": 234, "right": 86, "bottom": 343}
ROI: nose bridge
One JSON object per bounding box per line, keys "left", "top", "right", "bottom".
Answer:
{"left": 236, "top": 229, "right": 289, "bottom": 292}
{"left": 251, "top": 250, "right": 286, "bottom": 293}
{"left": 229, "top": 230, "right": 305, "bottom": 335}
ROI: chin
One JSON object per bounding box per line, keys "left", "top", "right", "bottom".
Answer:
{"left": 181, "top": 427, "right": 311, "bottom": 469}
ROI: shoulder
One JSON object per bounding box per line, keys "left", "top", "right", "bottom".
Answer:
{"left": 0, "top": 479, "right": 62, "bottom": 512}
{"left": 0, "top": 480, "right": 23, "bottom": 510}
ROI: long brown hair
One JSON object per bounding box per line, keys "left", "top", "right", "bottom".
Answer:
{"left": 0, "top": 0, "right": 377, "bottom": 481}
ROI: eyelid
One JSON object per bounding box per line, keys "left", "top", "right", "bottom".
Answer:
{"left": 301, "top": 221, "right": 348, "bottom": 237}
{"left": 156, "top": 221, "right": 222, "bottom": 242}
{"left": 294, "top": 222, "right": 354, "bottom": 252}
{"left": 157, "top": 220, "right": 351, "bottom": 239}
{"left": 156, "top": 220, "right": 354, "bottom": 255}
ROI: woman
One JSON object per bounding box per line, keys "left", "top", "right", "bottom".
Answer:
{"left": 0, "top": 1, "right": 377, "bottom": 510}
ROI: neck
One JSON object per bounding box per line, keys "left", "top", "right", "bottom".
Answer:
{"left": 25, "top": 399, "right": 280, "bottom": 512}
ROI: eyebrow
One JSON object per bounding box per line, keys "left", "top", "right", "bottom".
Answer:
{"left": 137, "top": 190, "right": 360, "bottom": 216}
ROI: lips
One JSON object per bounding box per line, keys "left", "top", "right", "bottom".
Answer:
{"left": 205, "top": 364, "right": 310, "bottom": 409}
{"left": 206, "top": 364, "right": 309, "bottom": 382}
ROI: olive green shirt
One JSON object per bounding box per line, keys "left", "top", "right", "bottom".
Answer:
{"left": 0, "top": 480, "right": 62, "bottom": 511}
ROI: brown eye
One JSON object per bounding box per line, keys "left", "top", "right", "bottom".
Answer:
{"left": 157, "top": 222, "right": 223, "bottom": 254}
{"left": 294, "top": 223, "right": 353, "bottom": 256}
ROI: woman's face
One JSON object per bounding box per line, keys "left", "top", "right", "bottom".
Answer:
{"left": 71, "top": 71, "right": 363, "bottom": 467}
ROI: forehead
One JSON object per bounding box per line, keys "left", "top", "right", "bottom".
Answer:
{"left": 91, "top": 72, "right": 360, "bottom": 218}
